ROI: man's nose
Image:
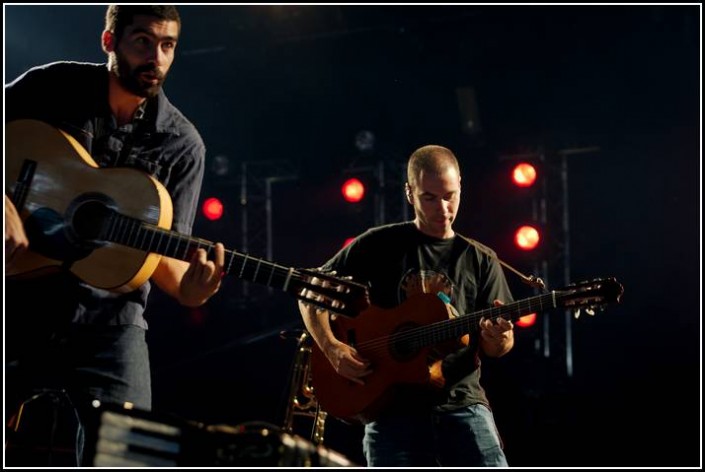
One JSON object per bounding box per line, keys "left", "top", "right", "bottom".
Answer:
{"left": 145, "top": 45, "right": 165, "bottom": 67}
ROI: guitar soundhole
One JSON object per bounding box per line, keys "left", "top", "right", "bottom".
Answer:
{"left": 24, "top": 207, "right": 93, "bottom": 262}
{"left": 67, "top": 195, "right": 115, "bottom": 243}
{"left": 389, "top": 324, "right": 420, "bottom": 362}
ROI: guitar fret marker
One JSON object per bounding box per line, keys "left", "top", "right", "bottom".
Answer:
{"left": 127, "top": 219, "right": 138, "bottom": 248}
{"left": 116, "top": 217, "right": 126, "bottom": 244}
{"left": 163, "top": 233, "right": 173, "bottom": 257}
{"left": 106, "top": 214, "right": 117, "bottom": 242}
{"left": 253, "top": 259, "right": 262, "bottom": 283}
{"left": 132, "top": 225, "right": 141, "bottom": 249}
{"left": 147, "top": 227, "right": 156, "bottom": 253}
{"left": 225, "top": 251, "right": 236, "bottom": 275}
{"left": 239, "top": 254, "right": 249, "bottom": 278}
{"left": 267, "top": 265, "right": 275, "bottom": 287}
{"left": 127, "top": 218, "right": 134, "bottom": 246}
{"left": 180, "top": 237, "right": 190, "bottom": 260}
{"left": 282, "top": 268, "right": 294, "bottom": 292}
{"left": 138, "top": 225, "right": 148, "bottom": 250}
{"left": 156, "top": 229, "right": 165, "bottom": 254}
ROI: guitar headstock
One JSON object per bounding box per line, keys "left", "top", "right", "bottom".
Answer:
{"left": 556, "top": 277, "right": 624, "bottom": 318}
{"left": 296, "top": 268, "right": 370, "bottom": 318}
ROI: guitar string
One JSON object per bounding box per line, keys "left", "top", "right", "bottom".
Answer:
{"left": 352, "top": 297, "right": 553, "bottom": 354}
{"left": 108, "top": 213, "right": 360, "bottom": 312}
{"left": 96, "top": 212, "right": 601, "bottom": 323}
{"left": 111, "top": 214, "right": 322, "bottom": 282}
{"left": 350, "top": 292, "right": 566, "bottom": 355}
{"left": 351, "top": 281, "right": 613, "bottom": 355}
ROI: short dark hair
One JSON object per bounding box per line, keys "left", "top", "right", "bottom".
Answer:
{"left": 105, "top": 5, "right": 181, "bottom": 42}
{"left": 407, "top": 145, "right": 460, "bottom": 188}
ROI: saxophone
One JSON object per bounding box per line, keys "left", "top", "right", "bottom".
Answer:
{"left": 282, "top": 331, "right": 327, "bottom": 445}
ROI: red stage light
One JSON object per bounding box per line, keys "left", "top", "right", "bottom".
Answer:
{"left": 202, "top": 197, "right": 224, "bottom": 221}
{"left": 341, "top": 178, "right": 365, "bottom": 203}
{"left": 516, "top": 313, "right": 537, "bottom": 328}
{"left": 514, "top": 225, "right": 540, "bottom": 250}
{"left": 512, "top": 162, "right": 537, "bottom": 188}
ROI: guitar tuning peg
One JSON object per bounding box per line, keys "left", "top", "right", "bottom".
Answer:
{"left": 585, "top": 307, "right": 596, "bottom": 316}
{"left": 573, "top": 308, "right": 581, "bottom": 319}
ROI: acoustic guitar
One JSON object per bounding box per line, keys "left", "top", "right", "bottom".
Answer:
{"left": 5, "top": 119, "right": 369, "bottom": 317}
{"left": 310, "top": 277, "right": 624, "bottom": 423}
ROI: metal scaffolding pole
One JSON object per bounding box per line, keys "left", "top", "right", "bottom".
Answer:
{"left": 545, "top": 146, "right": 600, "bottom": 378}
{"left": 555, "top": 146, "right": 599, "bottom": 377}
{"left": 374, "top": 160, "right": 409, "bottom": 226}
{"left": 503, "top": 146, "right": 598, "bottom": 378}
{"left": 238, "top": 160, "right": 299, "bottom": 299}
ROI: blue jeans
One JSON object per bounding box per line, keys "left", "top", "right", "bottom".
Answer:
{"left": 5, "top": 324, "right": 151, "bottom": 466}
{"left": 363, "top": 404, "right": 508, "bottom": 467}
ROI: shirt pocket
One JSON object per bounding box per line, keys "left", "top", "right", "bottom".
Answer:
{"left": 123, "top": 136, "right": 169, "bottom": 182}
{"left": 127, "top": 154, "right": 163, "bottom": 179}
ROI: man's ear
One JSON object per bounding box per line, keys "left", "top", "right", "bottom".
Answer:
{"left": 102, "top": 30, "right": 115, "bottom": 54}
{"left": 405, "top": 183, "right": 413, "bottom": 204}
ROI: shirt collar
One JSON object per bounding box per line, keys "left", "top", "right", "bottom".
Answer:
{"left": 151, "top": 88, "right": 181, "bottom": 136}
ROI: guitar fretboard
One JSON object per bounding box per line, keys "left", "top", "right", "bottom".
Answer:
{"left": 409, "top": 292, "right": 560, "bottom": 349}
{"left": 105, "top": 211, "right": 299, "bottom": 293}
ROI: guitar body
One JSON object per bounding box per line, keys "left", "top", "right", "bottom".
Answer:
{"left": 6, "top": 120, "right": 370, "bottom": 315}
{"left": 310, "top": 293, "right": 460, "bottom": 423}
{"left": 309, "top": 276, "right": 625, "bottom": 424}
{"left": 5, "top": 119, "right": 173, "bottom": 292}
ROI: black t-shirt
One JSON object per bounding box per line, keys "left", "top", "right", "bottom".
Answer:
{"left": 322, "top": 221, "right": 514, "bottom": 413}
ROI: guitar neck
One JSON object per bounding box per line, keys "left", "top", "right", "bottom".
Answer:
{"left": 105, "top": 211, "right": 301, "bottom": 294}
{"left": 416, "top": 292, "right": 560, "bottom": 348}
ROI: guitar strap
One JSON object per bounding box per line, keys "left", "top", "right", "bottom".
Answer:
{"left": 456, "top": 234, "right": 547, "bottom": 291}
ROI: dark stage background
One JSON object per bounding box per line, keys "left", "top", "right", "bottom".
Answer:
{"left": 4, "top": 5, "right": 701, "bottom": 467}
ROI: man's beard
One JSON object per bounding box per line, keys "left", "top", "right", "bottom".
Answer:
{"left": 111, "top": 52, "right": 166, "bottom": 98}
